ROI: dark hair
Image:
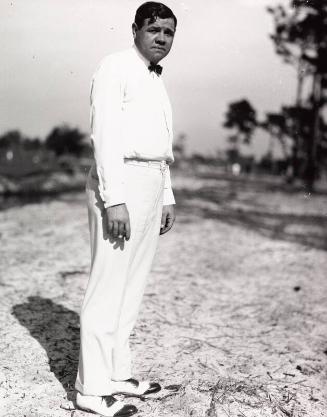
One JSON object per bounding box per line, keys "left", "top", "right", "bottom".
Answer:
{"left": 134, "top": 2, "right": 177, "bottom": 29}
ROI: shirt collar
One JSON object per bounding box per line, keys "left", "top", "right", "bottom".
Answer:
{"left": 132, "top": 44, "right": 151, "bottom": 69}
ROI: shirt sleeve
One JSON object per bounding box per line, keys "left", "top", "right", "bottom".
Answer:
{"left": 163, "top": 166, "right": 176, "bottom": 205}
{"left": 90, "top": 56, "right": 126, "bottom": 207}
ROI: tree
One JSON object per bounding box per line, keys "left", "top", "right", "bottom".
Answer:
{"left": 45, "top": 124, "right": 86, "bottom": 157}
{"left": 261, "top": 113, "right": 290, "bottom": 161}
{"left": 268, "top": 0, "right": 327, "bottom": 190}
{"left": 223, "top": 99, "right": 257, "bottom": 145}
{"left": 223, "top": 99, "right": 257, "bottom": 164}
{"left": 0, "top": 130, "right": 24, "bottom": 149}
{"left": 22, "top": 137, "right": 42, "bottom": 151}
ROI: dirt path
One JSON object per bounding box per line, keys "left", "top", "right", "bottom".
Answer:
{"left": 0, "top": 169, "right": 326, "bottom": 417}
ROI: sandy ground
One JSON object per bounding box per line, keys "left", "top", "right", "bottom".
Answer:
{"left": 0, "top": 168, "right": 326, "bottom": 417}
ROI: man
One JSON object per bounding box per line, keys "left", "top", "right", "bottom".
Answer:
{"left": 75, "top": 3, "right": 177, "bottom": 416}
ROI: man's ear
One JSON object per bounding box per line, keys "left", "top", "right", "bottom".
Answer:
{"left": 132, "top": 23, "right": 138, "bottom": 39}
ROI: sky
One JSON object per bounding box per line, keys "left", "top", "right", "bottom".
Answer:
{"left": 0, "top": 0, "right": 295, "bottom": 157}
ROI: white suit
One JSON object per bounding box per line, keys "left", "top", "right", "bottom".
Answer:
{"left": 75, "top": 45, "right": 175, "bottom": 395}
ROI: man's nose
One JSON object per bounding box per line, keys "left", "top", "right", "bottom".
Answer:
{"left": 155, "top": 32, "right": 166, "bottom": 45}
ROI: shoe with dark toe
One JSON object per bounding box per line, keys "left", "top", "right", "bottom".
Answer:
{"left": 143, "top": 381, "right": 161, "bottom": 395}
{"left": 111, "top": 378, "right": 161, "bottom": 396}
{"left": 76, "top": 392, "right": 137, "bottom": 416}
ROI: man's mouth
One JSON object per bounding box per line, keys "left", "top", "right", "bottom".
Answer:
{"left": 152, "top": 46, "right": 166, "bottom": 51}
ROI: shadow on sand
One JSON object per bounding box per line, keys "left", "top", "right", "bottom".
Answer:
{"left": 12, "top": 296, "right": 80, "bottom": 396}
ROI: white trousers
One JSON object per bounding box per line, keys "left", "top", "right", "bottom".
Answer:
{"left": 75, "top": 160, "right": 166, "bottom": 395}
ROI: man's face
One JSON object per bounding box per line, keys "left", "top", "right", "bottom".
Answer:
{"left": 133, "top": 17, "right": 176, "bottom": 64}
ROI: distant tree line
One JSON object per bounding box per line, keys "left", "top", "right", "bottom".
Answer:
{"left": 0, "top": 124, "right": 90, "bottom": 158}
{"left": 223, "top": 0, "right": 327, "bottom": 191}
{"left": 0, "top": 125, "right": 91, "bottom": 177}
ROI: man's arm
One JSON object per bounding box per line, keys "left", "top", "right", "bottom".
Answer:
{"left": 160, "top": 166, "right": 176, "bottom": 235}
{"left": 91, "top": 56, "right": 126, "bottom": 208}
{"left": 91, "top": 57, "right": 131, "bottom": 239}
{"left": 162, "top": 166, "right": 175, "bottom": 205}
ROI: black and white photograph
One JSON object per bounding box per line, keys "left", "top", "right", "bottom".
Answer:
{"left": 0, "top": 1, "right": 327, "bottom": 416}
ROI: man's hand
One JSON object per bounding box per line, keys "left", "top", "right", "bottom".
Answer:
{"left": 106, "top": 204, "right": 131, "bottom": 240}
{"left": 160, "top": 204, "right": 175, "bottom": 235}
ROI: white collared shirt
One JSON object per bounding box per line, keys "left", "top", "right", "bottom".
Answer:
{"left": 90, "top": 45, "right": 175, "bottom": 207}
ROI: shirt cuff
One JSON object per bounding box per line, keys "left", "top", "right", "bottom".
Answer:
{"left": 101, "top": 187, "right": 126, "bottom": 208}
{"left": 163, "top": 188, "right": 175, "bottom": 206}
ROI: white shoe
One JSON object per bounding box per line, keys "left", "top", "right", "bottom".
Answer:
{"left": 76, "top": 392, "right": 137, "bottom": 416}
{"left": 111, "top": 378, "right": 161, "bottom": 396}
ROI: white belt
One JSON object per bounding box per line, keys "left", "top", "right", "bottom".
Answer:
{"left": 124, "top": 158, "right": 167, "bottom": 172}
